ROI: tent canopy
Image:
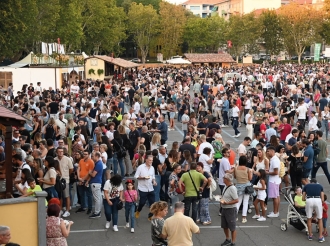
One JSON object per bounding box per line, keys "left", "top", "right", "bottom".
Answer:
{"left": 165, "top": 58, "right": 191, "bottom": 64}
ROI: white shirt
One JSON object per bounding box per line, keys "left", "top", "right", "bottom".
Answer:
{"left": 308, "top": 116, "right": 318, "bottom": 131}
{"left": 55, "top": 118, "right": 67, "bottom": 137}
{"left": 218, "top": 157, "right": 231, "bottom": 186}
{"left": 238, "top": 143, "right": 247, "bottom": 155}
{"left": 269, "top": 155, "right": 281, "bottom": 184}
{"left": 134, "top": 102, "right": 140, "bottom": 115}
{"left": 159, "top": 103, "right": 168, "bottom": 113}
{"left": 198, "top": 154, "right": 212, "bottom": 173}
{"left": 70, "top": 85, "right": 79, "bottom": 94}
{"left": 198, "top": 142, "right": 215, "bottom": 155}
{"left": 101, "top": 152, "right": 108, "bottom": 169}
{"left": 128, "top": 112, "right": 137, "bottom": 120}
{"left": 245, "top": 99, "right": 251, "bottom": 109}
{"left": 134, "top": 164, "right": 155, "bottom": 192}
{"left": 61, "top": 98, "right": 68, "bottom": 107}
{"left": 232, "top": 106, "right": 239, "bottom": 117}
{"left": 296, "top": 105, "right": 307, "bottom": 119}
{"left": 103, "top": 180, "right": 124, "bottom": 198}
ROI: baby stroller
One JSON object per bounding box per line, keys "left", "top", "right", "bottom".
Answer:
{"left": 280, "top": 187, "right": 319, "bottom": 234}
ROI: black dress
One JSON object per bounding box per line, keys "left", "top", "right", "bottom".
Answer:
{"left": 287, "top": 155, "right": 303, "bottom": 189}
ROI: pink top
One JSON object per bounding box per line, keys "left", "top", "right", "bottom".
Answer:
{"left": 124, "top": 190, "right": 137, "bottom": 202}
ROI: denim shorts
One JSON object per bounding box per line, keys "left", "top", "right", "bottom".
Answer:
{"left": 323, "top": 218, "right": 327, "bottom": 229}
{"left": 302, "top": 168, "right": 312, "bottom": 179}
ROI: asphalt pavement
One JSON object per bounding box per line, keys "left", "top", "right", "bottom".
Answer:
{"left": 67, "top": 121, "right": 330, "bottom": 246}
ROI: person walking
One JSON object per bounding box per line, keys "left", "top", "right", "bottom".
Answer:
{"left": 134, "top": 155, "right": 157, "bottom": 220}
{"left": 231, "top": 100, "right": 240, "bottom": 137}
{"left": 124, "top": 179, "right": 137, "bottom": 233}
{"left": 302, "top": 178, "right": 325, "bottom": 242}
{"left": 312, "top": 131, "right": 330, "bottom": 184}
{"left": 160, "top": 202, "right": 200, "bottom": 246}
{"left": 178, "top": 162, "right": 207, "bottom": 222}
{"left": 220, "top": 173, "right": 239, "bottom": 246}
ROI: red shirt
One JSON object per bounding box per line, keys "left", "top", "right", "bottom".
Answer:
{"left": 278, "top": 123, "right": 292, "bottom": 141}
{"left": 260, "top": 123, "right": 267, "bottom": 139}
{"left": 323, "top": 202, "right": 328, "bottom": 219}
{"left": 236, "top": 98, "right": 242, "bottom": 110}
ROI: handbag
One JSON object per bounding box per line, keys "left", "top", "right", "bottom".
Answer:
{"left": 188, "top": 171, "right": 202, "bottom": 200}
{"left": 127, "top": 190, "right": 138, "bottom": 212}
{"left": 117, "top": 201, "right": 124, "bottom": 210}
{"left": 245, "top": 185, "right": 254, "bottom": 195}
{"left": 175, "top": 178, "right": 185, "bottom": 194}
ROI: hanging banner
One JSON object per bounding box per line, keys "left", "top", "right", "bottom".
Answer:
{"left": 314, "top": 43, "right": 321, "bottom": 61}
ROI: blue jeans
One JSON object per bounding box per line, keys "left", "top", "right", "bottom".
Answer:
{"left": 183, "top": 196, "right": 198, "bottom": 222}
{"left": 211, "top": 160, "right": 220, "bottom": 177}
{"left": 125, "top": 202, "right": 136, "bottom": 228}
{"left": 44, "top": 186, "right": 58, "bottom": 201}
{"left": 183, "top": 130, "right": 187, "bottom": 140}
{"left": 322, "top": 119, "right": 329, "bottom": 139}
{"left": 232, "top": 117, "right": 240, "bottom": 135}
{"left": 103, "top": 197, "right": 119, "bottom": 225}
{"left": 138, "top": 190, "right": 155, "bottom": 218}
{"left": 113, "top": 153, "right": 125, "bottom": 177}
{"left": 178, "top": 112, "right": 183, "bottom": 122}
{"left": 312, "top": 162, "right": 330, "bottom": 184}
{"left": 223, "top": 111, "right": 228, "bottom": 125}
{"left": 77, "top": 183, "right": 92, "bottom": 210}
{"left": 154, "top": 175, "right": 161, "bottom": 202}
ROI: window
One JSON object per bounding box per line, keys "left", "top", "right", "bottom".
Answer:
{"left": 190, "top": 6, "right": 200, "bottom": 11}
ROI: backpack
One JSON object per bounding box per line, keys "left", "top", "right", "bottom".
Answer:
{"left": 294, "top": 156, "right": 304, "bottom": 172}
{"left": 54, "top": 174, "right": 66, "bottom": 195}
{"left": 68, "top": 128, "right": 75, "bottom": 139}
{"left": 246, "top": 148, "right": 257, "bottom": 168}
{"left": 317, "top": 120, "right": 322, "bottom": 129}
{"left": 45, "top": 124, "right": 55, "bottom": 140}
{"left": 279, "top": 161, "right": 286, "bottom": 178}
{"left": 114, "top": 139, "right": 127, "bottom": 158}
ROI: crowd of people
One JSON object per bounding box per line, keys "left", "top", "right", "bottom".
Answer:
{"left": 0, "top": 63, "right": 330, "bottom": 245}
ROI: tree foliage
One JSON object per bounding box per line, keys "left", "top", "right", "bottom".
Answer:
{"left": 159, "top": 2, "right": 186, "bottom": 58}
{"left": 278, "top": 2, "right": 324, "bottom": 64}
{"left": 127, "top": 2, "right": 159, "bottom": 63}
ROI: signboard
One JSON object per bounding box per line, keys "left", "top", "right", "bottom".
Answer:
{"left": 314, "top": 43, "right": 321, "bottom": 61}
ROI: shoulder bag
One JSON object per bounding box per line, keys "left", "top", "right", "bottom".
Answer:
{"left": 188, "top": 171, "right": 202, "bottom": 200}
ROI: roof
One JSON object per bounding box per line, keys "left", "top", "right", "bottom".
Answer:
{"left": 88, "top": 55, "right": 139, "bottom": 68}
{"left": 184, "top": 53, "right": 235, "bottom": 63}
{"left": 7, "top": 53, "right": 32, "bottom": 68}
{"left": 182, "top": 0, "right": 219, "bottom": 5}
{"left": 294, "top": 0, "right": 313, "bottom": 4}
{"left": 0, "top": 106, "right": 27, "bottom": 123}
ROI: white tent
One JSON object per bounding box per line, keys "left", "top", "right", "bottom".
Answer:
{"left": 165, "top": 58, "right": 191, "bottom": 64}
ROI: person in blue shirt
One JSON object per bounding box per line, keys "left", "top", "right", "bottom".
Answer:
{"left": 222, "top": 94, "right": 229, "bottom": 127}
{"left": 302, "top": 139, "right": 314, "bottom": 185}
{"left": 88, "top": 151, "right": 104, "bottom": 219}
{"left": 202, "top": 82, "right": 209, "bottom": 100}
{"left": 153, "top": 116, "right": 168, "bottom": 145}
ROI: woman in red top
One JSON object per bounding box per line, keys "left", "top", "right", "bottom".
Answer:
{"left": 314, "top": 89, "right": 321, "bottom": 114}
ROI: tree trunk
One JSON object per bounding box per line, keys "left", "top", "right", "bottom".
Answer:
{"left": 298, "top": 55, "right": 301, "bottom": 65}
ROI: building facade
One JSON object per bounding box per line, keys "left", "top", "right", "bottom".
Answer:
{"left": 214, "top": 0, "right": 281, "bottom": 20}
{"left": 182, "top": 0, "right": 219, "bottom": 18}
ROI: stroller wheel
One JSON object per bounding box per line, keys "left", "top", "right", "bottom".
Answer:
{"left": 247, "top": 209, "right": 252, "bottom": 214}
{"left": 280, "top": 223, "right": 287, "bottom": 231}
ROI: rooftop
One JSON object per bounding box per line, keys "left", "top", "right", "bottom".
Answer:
{"left": 86, "top": 56, "right": 139, "bottom": 68}
{"left": 182, "top": 0, "right": 219, "bottom": 5}
{"left": 184, "top": 53, "right": 236, "bottom": 63}
{"left": 0, "top": 106, "right": 27, "bottom": 123}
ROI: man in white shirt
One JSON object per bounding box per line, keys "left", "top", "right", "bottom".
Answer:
{"left": 238, "top": 137, "right": 251, "bottom": 156}
{"left": 197, "top": 134, "right": 214, "bottom": 156}
{"left": 159, "top": 98, "right": 168, "bottom": 119}
{"left": 266, "top": 146, "right": 281, "bottom": 218}
{"left": 35, "top": 82, "right": 42, "bottom": 93}
{"left": 134, "top": 155, "right": 157, "bottom": 220}
{"left": 231, "top": 101, "right": 240, "bottom": 137}
{"left": 296, "top": 99, "right": 307, "bottom": 127}
{"left": 308, "top": 111, "right": 319, "bottom": 132}
{"left": 214, "top": 94, "right": 223, "bottom": 122}
{"left": 181, "top": 109, "right": 190, "bottom": 140}
{"left": 133, "top": 98, "right": 140, "bottom": 115}
{"left": 55, "top": 112, "right": 68, "bottom": 138}
{"left": 70, "top": 81, "right": 80, "bottom": 94}
{"left": 218, "top": 148, "right": 233, "bottom": 192}
{"left": 128, "top": 108, "right": 137, "bottom": 120}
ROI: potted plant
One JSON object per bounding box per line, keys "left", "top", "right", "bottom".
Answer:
{"left": 88, "top": 68, "right": 95, "bottom": 75}
{"left": 97, "top": 69, "right": 104, "bottom": 76}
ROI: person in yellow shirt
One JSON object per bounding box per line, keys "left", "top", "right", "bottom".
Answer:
{"left": 22, "top": 177, "right": 48, "bottom": 206}
{"left": 294, "top": 186, "right": 306, "bottom": 214}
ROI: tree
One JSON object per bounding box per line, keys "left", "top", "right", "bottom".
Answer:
{"left": 159, "top": 2, "right": 186, "bottom": 58}
{"left": 278, "top": 2, "right": 324, "bottom": 64}
{"left": 82, "top": 0, "right": 126, "bottom": 55}
{"left": 259, "top": 10, "right": 283, "bottom": 59}
{"left": 127, "top": 2, "right": 159, "bottom": 63}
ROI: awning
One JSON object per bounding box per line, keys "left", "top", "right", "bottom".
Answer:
{"left": 8, "top": 53, "right": 32, "bottom": 68}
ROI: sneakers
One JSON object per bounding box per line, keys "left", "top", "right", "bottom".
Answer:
{"left": 135, "top": 211, "right": 140, "bottom": 219}
{"left": 267, "top": 212, "right": 279, "bottom": 218}
{"left": 252, "top": 214, "right": 260, "bottom": 219}
{"left": 219, "top": 212, "right": 222, "bottom": 216}
{"left": 131, "top": 228, "right": 134, "bottom": 233}
{"left": 125, "top": 223, "right": 130, "bottom": 228}
{"left": 196, "top": 219, "right": 200, "bottom": 223}
{"left": 105, "top": 222, "right": 110, "bottom": 229}
{"left": 308, "top": 234, "right": 313, "bottom": 241}
{"left": 86, "top": 209, "right": 92, "bottom": 215}
{"left": 236, "top": 133, "right": 241, "bottom": 137}
{"left": 89, "top": 212, "right": 101, "bottom": 219}
{"left": 257, "top": 216, "right": 266, "bottom": 222}
{"left": 203, "top": 221, "right": 212, "bottom": 225}
{"left": 75, "top": 208, "right": 86, "bottom": 213}
{"left": 318, "top": 237, "right": 325, "bottom": 243}
{"left": 221, "top": 239, "right": 232, "bottom": 246}
{"left": 113, "top": 225, "right": 118, "bottom": 232}
{"left": 62, "top": 211, "right": 70, "bottom": 218}
{"left": 242, "top": 218, "right": 247, "bottom": 223}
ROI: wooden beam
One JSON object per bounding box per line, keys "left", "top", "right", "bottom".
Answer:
{"left": 5, "top": 126, "right": 12, "bottom": 196}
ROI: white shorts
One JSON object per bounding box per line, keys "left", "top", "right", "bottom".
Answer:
{"left": 257, "top": 190, "right": 266, "bottom": 201}
{"left": 306, "top": 198, "right": 322, "bottom": 219}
